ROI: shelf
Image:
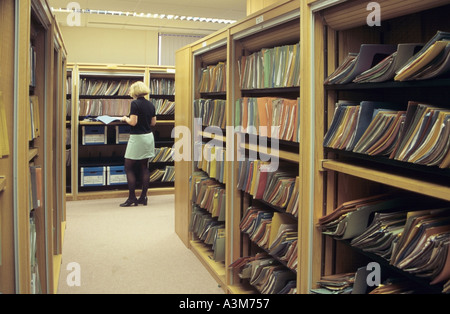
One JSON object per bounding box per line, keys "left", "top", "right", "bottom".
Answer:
{"left": 242, "top": 142, "right": 299, "bottom": 163}
{"left": 324, "top": 78, "right": 450, "bottom": 91}
{"left": 156, "top": 120, "right": 174, "bottom": 125}
{"left": 76, "top": 187, "right": 174, "bottom": 200}
{"left": 199, "top": 92, "right": 227, "bottom": 99}
{"left": 189, "top": 240, "right": 227, "bottom": 291}
{"left": 78, "top": 120, "right": 174, "bottom": 126}
{"left": 151, "top": 94, "right": 175, "bottom": 101}
{"left": 78, "top": 95, "right": 132, "bottom": 99}
{"left": 241, "top": 86, "right": 300, "bottom": 97}
{"left": 322, "top": 159, "right": 450, "bottom": 202}
{"left": 325, "top": 148, "right": 450, "bottom": 179}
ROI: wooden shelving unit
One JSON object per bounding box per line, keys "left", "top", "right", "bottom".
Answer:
{"left": 0, "top": 0, "right": 67, "bottom": 294}
{"left": 310, "top": 0, "right": 450, "bottom": 294}
{"left": 229, "top": 1, "right": 301, "bottom": 294}
{"left": 66, "top": 64, "right": 176, "bottom": 201}
{"left": 175, "top": 0, "right": 450, "bottom": 295}
{"left": 175, "top": 0, "right": 310, "bottom": 294}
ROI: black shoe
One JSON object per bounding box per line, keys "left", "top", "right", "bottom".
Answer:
{"left": 120, "top": 199, "right": 139, "bottom": 207}
{"left": 137, "top": 196, "right": 148, "bottom": 206}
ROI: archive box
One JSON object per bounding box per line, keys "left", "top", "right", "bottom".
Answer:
{"left": 82, "top": 125, "right": 107, "bottom": 145}
{"left": 80, "top": 166, "right": 106, "bottom": 187}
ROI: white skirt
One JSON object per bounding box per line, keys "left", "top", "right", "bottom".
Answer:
{"left": 124, "top": 133, "right": 155, "bottom": 160}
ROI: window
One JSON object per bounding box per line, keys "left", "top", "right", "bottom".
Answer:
{"left": 158, "top": 33, "right": 203, "bottom": 66}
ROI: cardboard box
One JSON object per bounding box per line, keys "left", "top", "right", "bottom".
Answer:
{"left": 80, "top": 167, "right": 106, "bottom": 186}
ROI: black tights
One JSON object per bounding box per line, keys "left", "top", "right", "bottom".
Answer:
{"left": 124, "top": 158, "right": 149, "bottom": 201}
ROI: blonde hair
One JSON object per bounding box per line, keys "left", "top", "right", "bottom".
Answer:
{"left": 129, "top": 81, "right": 150, "bottom": 98}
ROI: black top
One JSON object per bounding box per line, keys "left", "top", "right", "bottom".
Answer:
{"left": 129, "top": 97, "right": 156, "bottom": 134}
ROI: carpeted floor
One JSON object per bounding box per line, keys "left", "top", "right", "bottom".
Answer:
{"left": 57, "top": 194, "right": 224, "bottom": 294}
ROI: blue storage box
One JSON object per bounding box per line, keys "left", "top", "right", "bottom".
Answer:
{"left": 107, "top": 166, "right": 127, "bottom": 185}
{"left": 80, "top": 167, "right": 106, "bottom": 186}
{"left": 115, "top": 125, "right": 131, "bottom": 144}
{"left": 82, "top": 125, "right": 107, "bottom": 145}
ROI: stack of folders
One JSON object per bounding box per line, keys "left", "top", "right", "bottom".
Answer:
{"left": 240, "top": 208, "right": 298, "bottom": 271}
{"left": 369, "top": 279, "right": 419, "bottom": 294}
{"left": 197, "top": 62, "right": 226, "bottom": 93}
{"left": 319, "top": 193, "right": 450, "bottom": 292}
{"left": 235, "top": 97, "right": 300, "bottom": 143}
{"left": 240, "top": 207, "right": 274, "bottom": 250}
{"left": 150, "top": 98, "right": 175, "bottom": 115}
{"left": 149, "top": 169, "right": 165, "bottom": 182}
{"left": 317, "top": 193, "right": 410, "bottom": 240}
{"left": 79, "top": 98, "right": 131, "bottom": 116}
{"left": 285, "top": 177, "right": 299, "bottom": 218}
{"left": 389, "top": 208, "right": 450, "bottom": 285}
{"left": 238, "top": 43, "right": 300, "bottom": 89}
{"left": 149, "top": 78, "right": 175, "bottom": 96}
{"left": 194, "top": 99, "right": 227, "bottom": 129}
{"left": 325, "top": 44, "right": 397, "bottom": 84}
{"left": 189, "top": 206, "right": 225, "bottom": 262}
{"left": 267, "top": 213, "right": 298, "bottom": 271}
{"left": 312, "top": 268, "right": 418, "bottom": 294}
{"left": 324, "top": 100, "right": 450, "bottom": 168}
{"left": 149, "top": 147, "right": 174, "bottom": 163}
{"left": 326, "top": 31, "right": 450, "bottom": 84}
{"left": 237, "top": 159, "right": 297, "bottom": 210}
{"left": 190, "top": 171, "right": 226, "bottom": 222}
{"left": 196, "top": 143, "right": 227, "bottom": 184}
{"left": 148, "top": 166, "right": 175, "bottom": 183}
{"left": 29, "top": 96, "right": 40, "bottom": 141}
{"left": 394, "top": 31, "right": 450, "bottom": 82}
{"left": 311, "top": 273, "right": 355, "bottom": 294}
{"left": 79, "top": 79, "right": 137, "bottom": 96}
{"left": 353, "top": 43, "right": 424, "bottom": 83}
{"left": 161, "top": 166, "right": 174, "bottom": 182}
{"left": 230, "top": 253, "right": 297, "bottom": 294}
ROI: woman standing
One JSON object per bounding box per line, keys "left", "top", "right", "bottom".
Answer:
{"left": 120, "top": 81, "right": 156, "bottom": 207}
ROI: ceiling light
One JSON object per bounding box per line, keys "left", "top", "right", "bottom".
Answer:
{"left": 50, "top": 7, "right": 237, "bottom": 24}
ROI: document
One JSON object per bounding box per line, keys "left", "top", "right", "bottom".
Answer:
{"left": 96, "top": 115, "right": 122, "bottom": 124}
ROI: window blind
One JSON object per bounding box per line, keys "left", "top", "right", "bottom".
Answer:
{"left": 159, "top": 33, "right": 203, "bottom": 66}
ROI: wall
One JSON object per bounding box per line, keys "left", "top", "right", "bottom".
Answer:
{"left": 60, "top": 26, "right": 159, "bottom": 65}
{"left": 246, "top": 0, "right": 279, "bottom": 15}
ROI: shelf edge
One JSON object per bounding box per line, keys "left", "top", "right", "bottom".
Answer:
{"left": 322, "top": 160, "right": 450, "bottom": 201}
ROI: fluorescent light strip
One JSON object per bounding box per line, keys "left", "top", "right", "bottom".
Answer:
{"left": 51, "top": 7, "right": 237, "bottom": 24}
